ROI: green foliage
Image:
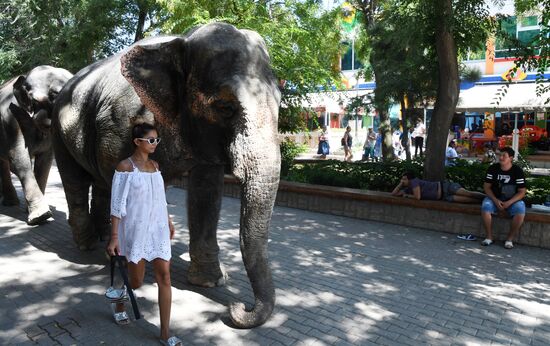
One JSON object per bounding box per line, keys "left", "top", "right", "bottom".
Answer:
{"left": 159, "top": 0, "right": 344, "bottom": 133}
{"left": 280, "top": 138, "right": 307, "bottom": 177}
{"left": 460, "top": 65, "right": 482, "bottom": 82}
{"left": 445, "top": 160, "right": 490, "bottom": 192}
{"left": 0, "top": 0, "right": 162, "bottom": 81}
{"left": 286, "top": 159, "right": 548, "bottom": 205}
{"left": 500, "top": 1, "right": 549, "bottom": 104}
{"left": 286, "top": 159, "right": 424, "bottom": 191}
{"left": 525, "top": 176, "right": 550, "bottom": 205}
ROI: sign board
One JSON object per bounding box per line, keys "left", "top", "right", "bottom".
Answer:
{"left": 501, "top": 67, "right": 527, "bottom": 81}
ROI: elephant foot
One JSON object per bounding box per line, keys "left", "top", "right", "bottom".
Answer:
{"left": 187, "top": 260, "right": 227, "bottom": 288}
{"left": 27, "top": 201, "right": 53, "bottom": 225}
{"left": 78, "top": 242, "right": 97, "bottom": 251}
{"left": 2, "top": 196, "right": 20, "bottom": 206}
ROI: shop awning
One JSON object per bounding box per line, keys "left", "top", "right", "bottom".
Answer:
{"left": 302, "top": 90, "right": 373, "bottom": 114}
{"left": 456, "top": 82, "right": 549, "bottom": 112}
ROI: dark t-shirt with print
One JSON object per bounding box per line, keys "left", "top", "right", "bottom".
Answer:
{"left": 485, "top": 164, "right": 526, "bottom": 201}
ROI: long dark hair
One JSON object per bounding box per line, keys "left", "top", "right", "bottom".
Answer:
{"left": 132, "top": 122, "right": 156, "bottom": 146}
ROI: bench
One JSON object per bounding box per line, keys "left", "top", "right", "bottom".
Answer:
{"left": 176, "top": 175, "right": 550, "bottom": 249}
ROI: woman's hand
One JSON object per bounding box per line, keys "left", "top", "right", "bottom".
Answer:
{"left": 169, "top": 218, "right": 175, "bottom": 240}
{"left": 107, "top": 237, "right": 119, "bottom": 256}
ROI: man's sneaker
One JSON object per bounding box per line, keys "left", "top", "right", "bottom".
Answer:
{"left": 481, "top": 238, "right": 493, "bottom": 246}
{"left": 504, "top": 240, "right": 514, "bottom": 249}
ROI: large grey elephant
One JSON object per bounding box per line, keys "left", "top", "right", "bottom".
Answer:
{"left": 51, "top": 23, "right": 281, "bottom": 328}
{"left": 0, "top": 66, "right": 73, "bottom": 224}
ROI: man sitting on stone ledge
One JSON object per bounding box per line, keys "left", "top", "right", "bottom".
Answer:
{"left": 391, "top": 172, "right": 486, "bottom": 203}
{"left": 480, "top": 147, "right": 526, "bottom": 249}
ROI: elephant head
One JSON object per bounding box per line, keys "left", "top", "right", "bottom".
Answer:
{"left": 120, "top": 23, "right": 281, "bottom": 328}
{"left": 10, "top": 66, "right": 73, "bottom": 151}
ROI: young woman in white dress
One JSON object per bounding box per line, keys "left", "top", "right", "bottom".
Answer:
{"left": 107, "top": 123, "right": 181, "bottom": 346}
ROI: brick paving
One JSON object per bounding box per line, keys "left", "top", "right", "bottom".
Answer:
{"left": 1, "top": 165, "right": 550, "bottom": 345}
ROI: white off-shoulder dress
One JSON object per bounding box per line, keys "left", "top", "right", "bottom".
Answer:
{"left": 110, "top": 158, "right": 171, "bottom": 263}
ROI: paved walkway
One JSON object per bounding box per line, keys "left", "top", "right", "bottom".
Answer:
{"left": 1, "top": 166, "right": 550, "bottom": 345}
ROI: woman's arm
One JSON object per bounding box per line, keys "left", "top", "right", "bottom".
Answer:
{"left": 107, "top": 216, "right": 121, "bottom": 256}
{"left": 391, "top": 182, "right": 404, "bottom": 196}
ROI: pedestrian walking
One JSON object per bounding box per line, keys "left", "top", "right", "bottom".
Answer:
{"left": 412, "top": 119, "right": 426, "bottom": 157}
{"left": 362, "top": 128, "right": 376, "bottom": 161}
{"left": 373, "top": 128, "right": 383, "bottom": 161}
{"left": 107, "top": 123, "right": 182, "bottom": 346}
{"left": 317, "top": 125, "right": 330, "bottom": 159}
{"left": 342, "top": 126, "right": 353, "bottom": 162}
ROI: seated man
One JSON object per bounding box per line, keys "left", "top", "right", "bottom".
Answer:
{"left": 391, "top": 172, "right": 485, "bottom": 203}
{"left": 445, "top": 140, "right": 459, "bottom": 166}
{"left": 481, "top": 147, "right": 526, "bottom": 249}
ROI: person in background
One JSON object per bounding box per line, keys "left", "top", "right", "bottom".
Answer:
{"left": 445, "top": 140, "right": 459, "bottom": 166}
{"left": 362, "top": 128, "right": 376, "bottom": 161}
{"left": 480, "top": 147, "right": 526, "bottom": 249}
{"left": 481, "top": 142, "right": 497, "bottom": 164}
{"left": 317, "top": 125, "right": 330, "bottom": 159}
{"left": 412, "top": 120, "right": 426, "bottom": 157}
{"left": 392, "top": 128, "right": 403, "bottom": 158}
{"left": 343, "top": 126, "right": 353, "bottom": 162}
{"left": 391, "top": 172, "right": 485, "bottom": 203}
{"left": 373, "top": 127, "right": 383, "bottom": 161}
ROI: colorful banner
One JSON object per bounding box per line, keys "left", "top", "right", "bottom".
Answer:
{"left": 340, "top": 2, "right": 358, "bottom": 33}
{"left": 501, "top": 67, "right": 527, "bottom": 81}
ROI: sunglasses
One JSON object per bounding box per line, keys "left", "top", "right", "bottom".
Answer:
{"left": 136, "top": 137, "right": 161, "bottom": 145}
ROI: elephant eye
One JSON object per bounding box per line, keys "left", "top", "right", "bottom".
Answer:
{"left": 212, "top": 99, "right": 238, "bottom": 115}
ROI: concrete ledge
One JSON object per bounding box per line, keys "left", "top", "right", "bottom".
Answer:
{"left": 177, "top": 175, "right": 550, "bottom": 249}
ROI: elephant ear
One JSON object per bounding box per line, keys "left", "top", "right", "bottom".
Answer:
{"left": 12, "top": 76, "right": 32, "bottom": 112}
{"left": 120, "top": 38, "right": 185, "bottom": 126}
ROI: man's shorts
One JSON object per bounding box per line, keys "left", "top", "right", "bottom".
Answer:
{"left": 441, "top": 181, "right": 462, "bottom": 202}
{"left": 481, "top": 197, "right": 526, "bottom": 216}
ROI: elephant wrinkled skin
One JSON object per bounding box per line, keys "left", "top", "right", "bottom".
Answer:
{"left": 51, "top": 23, "right": 281, "bottom": 328}
{"left": 0, "top": 65, "right": 73, "bottom": 224}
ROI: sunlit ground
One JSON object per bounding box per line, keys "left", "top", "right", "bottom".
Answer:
{"left": 1, "top": 165, "right": 549, "bottom": 345}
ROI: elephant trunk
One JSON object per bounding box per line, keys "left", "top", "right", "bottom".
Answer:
{"left": 228, "top": 80, "right": 280, "bottom": 328}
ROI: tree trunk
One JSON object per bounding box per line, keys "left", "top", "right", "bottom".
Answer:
{"left": 423, "top": 0, "right": 459, "bottom": 180}
{"left": 357, "top": 1, "right": 394, "bottom": 161}
{"left": 134, "top": 2, "right": 147, "bottom": 42}
{"left": 371, "top": 58, "right": 394, "bottom": 161}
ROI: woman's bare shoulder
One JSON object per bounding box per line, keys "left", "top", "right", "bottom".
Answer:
{"left": 151, "top": 160, "right": 160, "bottom": 170}
{"left": 115, "top": 159, "right": 133, "bottom": 172}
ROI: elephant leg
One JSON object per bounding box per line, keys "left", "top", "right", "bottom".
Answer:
{"left": 0, "top": 159, "right": 19, "bottom": 206}
{"left": 9, "top": 143, "right": 51, "bottom": 224}
{"left": 187, "top": 164, "right": 227, "bottom": 288}
{"left": 53, "top": 137, "right": 95, "bottom": 250}
{"left": 91, "top": 184, "right": 111, "bottom": 242}
{"left": 34, "top": 151, "right": 53, "bottom": 195}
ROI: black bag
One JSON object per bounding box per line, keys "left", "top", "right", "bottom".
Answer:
{"left": 110, "top": 255, "right": 141, "bottom": 320}
{"left": 341, "top": 137, "right": 345, "bottom": 146}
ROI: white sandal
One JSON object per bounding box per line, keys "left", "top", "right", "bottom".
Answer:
{"left": 481, "top": 238, "right": 493, "bottom": 246}
{"left": 111, "top": 303, "right": 130, "bottom": 325}
{"left": 504, "top": 240, "right": 514, "bottom": 249}
{"left": 105, "top": 286, "right": 129, "bottom": 303}
{"left": 160, "top": 336, "right": 182, "bottom": 346}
